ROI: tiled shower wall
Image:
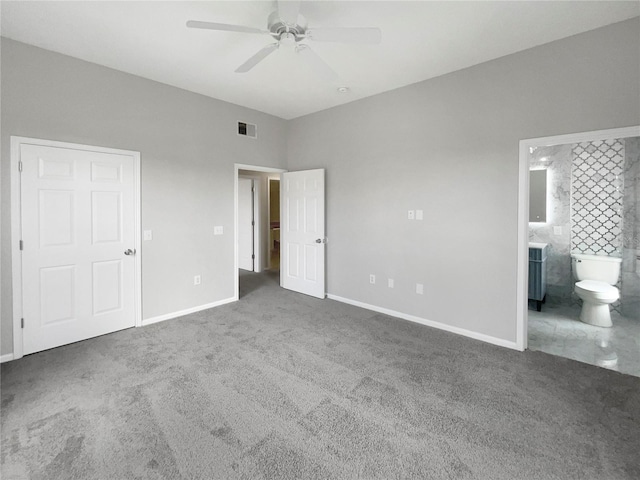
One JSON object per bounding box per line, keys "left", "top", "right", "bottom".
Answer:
{"left": 570, "top": 139, "right": 624, "bottom": 256}
{"left": 622, "top": 138, "right": 640, "bottom": 319}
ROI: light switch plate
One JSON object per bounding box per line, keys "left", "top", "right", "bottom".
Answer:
{"left": 143, "top": 230, "right": 153, "bottom": 241}
{"left": 214, "top": 226, "right": 224, "bottom": 235}
{"left": 416, "top": 283, "right": 424, "bottom": 295}
{"left": 553, "top": 226, "right": 562, "bottom": 235}
{"left": 416, "top": 210, "right": 423, "bottom": 220}
{"left": 388, "top": 279, "right": 394, "bottom": 288}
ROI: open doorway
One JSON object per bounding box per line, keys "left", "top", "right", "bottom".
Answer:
{"left": 234, "top": 164, "right": 286, "bottom": 299}
{"left": 238, "top": 174, "right": 281, "bottom": 273}
{"left": 517, "top": 126, "right": 640, "bottom": 376}
{"left": 235, "top": 165, "right": 327, "bottom": 301}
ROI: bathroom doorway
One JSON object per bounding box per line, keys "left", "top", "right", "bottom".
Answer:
{"left": 517, "top": 126, "right": 640, "bottom": 376}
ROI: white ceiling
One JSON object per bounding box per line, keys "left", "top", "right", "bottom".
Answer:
{"left": 2, "top": 1, "right": 639, "bottom": 119}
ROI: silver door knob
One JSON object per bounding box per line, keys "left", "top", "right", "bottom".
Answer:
{"left": 124, "top": 249, "right": 136, "bottom": 256}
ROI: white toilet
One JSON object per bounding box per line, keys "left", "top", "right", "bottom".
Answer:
{"left": 571, "top": 253, "right": 622, "bottom": 328}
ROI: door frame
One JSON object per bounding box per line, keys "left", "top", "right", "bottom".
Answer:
{"left": 516, "top": 125, "right": 640, "bottom": 351}
{"left": 234, "top": 164, "right": 286, "bottom": 300}
{"left": 10, "top": 136, "right": 142, "bottom": 360}
{"left": 266, "top": 176, "right": 280, "bottom": 270}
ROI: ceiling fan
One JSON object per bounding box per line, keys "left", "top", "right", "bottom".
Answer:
{"left": 186, "top": 0, "right": 382, "bottom": 80}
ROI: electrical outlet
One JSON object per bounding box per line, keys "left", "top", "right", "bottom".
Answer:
{"left": 194, "top": 275, "right": 201, "bottom": 286}
{"left": 388, "top": 278, "right": 394, "bottom": 288}
{"left": 408, "top": 210, "right": 415, "bottom": 220}
{"left": 553, "top": 226, "right": 562, "bottom": 235}
{"left": 416, "top": 283, "right": 424, "bottom": 295}
{"left": 143, "top": 230, "right": 153, "bottom": 241}
{"left": 415, "top": 210, "right": 423, "bottom": 221}
{"left": 369, "top": 274, "right": 376, "bottom": 284}
{"left": 214, "top": 226, "right": 224, "bottom": 235}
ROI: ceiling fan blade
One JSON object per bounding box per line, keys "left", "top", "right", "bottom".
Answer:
{"left": 277, "top": 0, "right": 301, "bottom": 25}
{"left": 296, "top": 44, "right": 339, "bottom": 81}
{"left": 306, "top": 27, "right": 382, "bottom": 44}
{"left": 186, "top": 20, "right": 267, "bottom": 35}
{"left": 235, "top": 44, "right": 279, "bottom": 73}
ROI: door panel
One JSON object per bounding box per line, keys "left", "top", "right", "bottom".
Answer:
{"left": 281, "top": 169, "right": 325, "bottom": 298}
{"left": 39, "top": 190, "right": 75, "bottom": 247}
{"left": 21, "top": 143, "right": 136, "bottom": 355}
{"left": 92, "top": 260, "right": 123, "bottom": 315}
{"left": 92, "top": 191, "right": 122, "bottom": 243}
{"left": 38, "top": 155, "right": 75, "bottom": 179}
{"left": 91, "top": 162, "right": 122, "bottom": 182}
{"left": 287, "top": 243, "right": 300, "bottom": 277}
{"left": 40, "top": 265, "right": 75, "bottom": 325}
{"left": 304, "top": 245, "right": 318, "bottom": 281}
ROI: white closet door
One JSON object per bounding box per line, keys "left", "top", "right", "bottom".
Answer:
{"left": 21, "top": 144, "right": 136, "bottom": 354}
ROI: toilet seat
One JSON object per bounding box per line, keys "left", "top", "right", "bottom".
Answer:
{"left": 575, "top": 280, "right": 619, "bottom": 302}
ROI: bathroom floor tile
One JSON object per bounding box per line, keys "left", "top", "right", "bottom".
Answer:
{"left": 528, "top": 303, "right": 640, "bottom": 377}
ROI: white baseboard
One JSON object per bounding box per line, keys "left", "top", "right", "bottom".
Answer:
{"left": 326, "top": 294, "right": 521, "bottom": 351}
{"left": 1, "top": 353, "right": 15, "bottom": 363}
{"left": 142, "top": 297, "right": 236, "bottom": 327}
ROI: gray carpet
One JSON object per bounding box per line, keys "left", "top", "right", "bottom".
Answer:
{"left": 2, "top": 271, "right": 639, "bottom": 480}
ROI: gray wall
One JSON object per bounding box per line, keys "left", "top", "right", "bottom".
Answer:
{"left": 287, "top": 18, "right": 640, "bottom": 343}
{"left": 1, "top": 39, "right": 287, "bottom": 355}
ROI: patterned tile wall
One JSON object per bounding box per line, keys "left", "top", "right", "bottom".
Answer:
{"left": 570, "top": 140, "right": 624, "bottom": 255}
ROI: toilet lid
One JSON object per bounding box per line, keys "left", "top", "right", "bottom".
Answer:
{"left": 575, "top": 280, "right": 618, "bottom": 295}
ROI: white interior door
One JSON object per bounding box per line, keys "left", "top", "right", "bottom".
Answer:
{"left": 238, "top": 177, "right": 254, "bottom": 271}
{"left": 281, "top": 169, "right": 325, "bottom": 298}
{"left": 20, "top": 143, "right": 137, "bottom": 355}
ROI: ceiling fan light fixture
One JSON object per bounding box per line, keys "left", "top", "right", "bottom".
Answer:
{"left": 280, "top": 32, "right": 297, "bottom": 47}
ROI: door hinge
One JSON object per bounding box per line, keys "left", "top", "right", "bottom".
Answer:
{"left": 251, "top": 220, "right": 255, "bottom": 226}
{"left": 251, "top": 254, "right": 255, "bottom": 260}
{"left": 19, "top": 240, "right": 23, "bottom": 251}
{"left": 18, "top": 161, "right": 23, "bottom": 172}
{"left": 21, "top": 318, "right": 24, "bottom": 329}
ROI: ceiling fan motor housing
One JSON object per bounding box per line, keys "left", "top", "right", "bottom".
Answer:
{"left": 268, "top": 11, "right": 307, "bottom": 42}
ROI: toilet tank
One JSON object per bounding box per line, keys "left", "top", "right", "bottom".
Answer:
{"left": 571, "top": 253, "right": 622, "bottom": 284}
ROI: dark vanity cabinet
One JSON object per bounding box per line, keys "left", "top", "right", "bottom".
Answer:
{"left": 528, "top": 243, "right": 548, "bottom": 312}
